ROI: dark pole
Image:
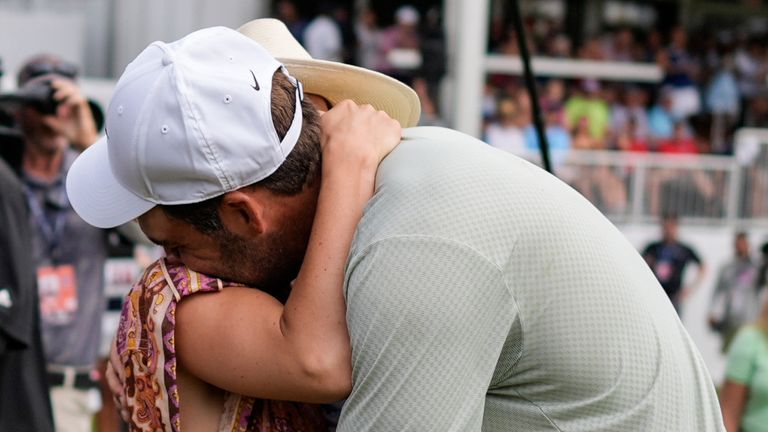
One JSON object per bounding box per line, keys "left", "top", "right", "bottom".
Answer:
{"left": 509, "top": 0, "right": 553, "bottom": 174}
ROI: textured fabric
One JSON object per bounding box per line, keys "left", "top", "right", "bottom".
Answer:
{"left": 117, "top": 258, "right": 327, "bottom": 432}
{"left": 0, "top": 159, "right": 54, "bottom": 432}
{"left": 338, "top": 126, "right": 724, "bottom": 431}
{"left": 49, "top": 386, "right": 96, "bottom": 432}
{"left": 725, "top": 326, "right": 768, "bottom": 432}
{"left": 23, "top": 149, "right": 108, "bottom": 367}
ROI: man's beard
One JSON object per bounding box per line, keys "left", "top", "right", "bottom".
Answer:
{"left": 215, "top": 226, "right": 309, "bottom": 302}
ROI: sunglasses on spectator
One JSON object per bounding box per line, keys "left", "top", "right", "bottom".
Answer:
{"left": 24, "top": 61, "right": 78, "bottom": 81}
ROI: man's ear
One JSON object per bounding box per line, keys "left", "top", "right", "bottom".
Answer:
{"left": 219, "top": 190, "right": 266, "bottom": 237}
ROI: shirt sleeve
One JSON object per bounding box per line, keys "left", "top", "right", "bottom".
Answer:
{"left": 725, "top": 327, "right": 759, "bottom": 384}
{"left": 338, "top": 236, "right": 517, "bottom": 431}
{"left": 686, "top": 246, "right": 702, "bottom": 265}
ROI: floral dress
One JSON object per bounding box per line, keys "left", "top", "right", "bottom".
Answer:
{"left": 116, "top": 258, "right": 328, "bottom": 431}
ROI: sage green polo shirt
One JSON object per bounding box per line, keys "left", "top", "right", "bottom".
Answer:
{"left": 338, "top": 127, "right": 724, "bottom": 431}
{"left": 725, "top": 326, "right": 768, "bottom": 432}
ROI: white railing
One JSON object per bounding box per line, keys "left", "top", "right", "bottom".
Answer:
{"left": 485, "top": 55, "right": 662, "bottom": 83}
{"left": 521, "top": 129, "right": 768, "bottom": 226}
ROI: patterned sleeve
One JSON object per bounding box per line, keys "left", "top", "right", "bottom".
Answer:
{"left": 725, "top": 327, "right": 759, "bottom": 385}
{"left": 337, "top": 236, "right": 517, "bottom": 431}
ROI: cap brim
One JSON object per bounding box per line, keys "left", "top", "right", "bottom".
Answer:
{"left": 281, "top": 59, "right": 421, "bottom": 128}
{"left": 66, "top": 136, "right": 155, "bottom": 228}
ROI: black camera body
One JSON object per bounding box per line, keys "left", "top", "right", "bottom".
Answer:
{"left": 0, "top": 78, "right": 59, "bottom": 115}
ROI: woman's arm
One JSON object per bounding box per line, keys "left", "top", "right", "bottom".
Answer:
{"left": 174, "top": 101, "right": 401, "bottom": 402}
{"left": 720, "top": 379, "right": 748, "bottom": 432}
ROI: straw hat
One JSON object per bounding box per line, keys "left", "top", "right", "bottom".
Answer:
{"left": 237, "top": 18, "right": 421, "bottom": 127}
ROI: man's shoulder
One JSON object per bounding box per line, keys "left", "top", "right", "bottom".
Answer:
{"left": 642, "top": 241, "right": 662, "bottom": 253}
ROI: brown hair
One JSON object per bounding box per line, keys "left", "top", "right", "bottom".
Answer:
{"left": 162, "top": 71, "right": 322, "bottom": 233}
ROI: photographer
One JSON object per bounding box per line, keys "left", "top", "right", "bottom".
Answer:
{"left": 6, "top": 55, "right": 108, "bottom": 432}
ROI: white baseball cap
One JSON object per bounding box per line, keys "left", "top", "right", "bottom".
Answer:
{"left": 66, "top": 26, "right": 304, "bottom": 229}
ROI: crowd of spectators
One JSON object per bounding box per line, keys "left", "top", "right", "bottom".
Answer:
{"left": 483, "top": 18, "right": 768, "bottom": 217}
{"left": 484, "top": 19, "right": 768, "bottom": 159}
{"left": 274, "top": 1, "right": 447, "bottom": 126}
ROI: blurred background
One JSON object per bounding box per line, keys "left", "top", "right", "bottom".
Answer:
{"left": 3, "top": 0, "right": 768, "bottom": 428}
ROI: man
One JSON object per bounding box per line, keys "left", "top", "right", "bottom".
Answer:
{"left": 69, "top": 20, "right": 724, "bottom": 431}
{"left": 709, "top": 232, "right": 760, "bottom": 352}
{"left": 642, "top": 213, "right": 707, "bottom": 314}
{"left": 0, "top": 156, "right": 54, "bottom": 432}
{"left": 12, "top": 55, "right": 108, "bottom": 432}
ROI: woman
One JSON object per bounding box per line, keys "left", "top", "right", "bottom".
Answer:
{"left": 112, "top": 93, "right": 402, "bottom": 431}
{"left": 720, "top": 292, "right": 768, "bottom": 432}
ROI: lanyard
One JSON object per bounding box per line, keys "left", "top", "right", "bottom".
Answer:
{"left": 22, "top": 180, "right": 69, "bottom": 263}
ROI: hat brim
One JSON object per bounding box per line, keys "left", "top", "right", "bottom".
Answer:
{"left": 66, "top": 136, "right": 155, "bottom": 229}
{"left": 281, "top": 58, "right": 421, "bottom": 128}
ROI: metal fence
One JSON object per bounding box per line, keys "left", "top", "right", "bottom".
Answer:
{"left": 522, "top": 128, "right": 768, "bottom": 226}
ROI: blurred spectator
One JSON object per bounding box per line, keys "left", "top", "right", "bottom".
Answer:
{"left": 523, "top": 104, "right": 571, "bottom": 167}
{"left": 546, "top": 33, "right": 572, "bottom": 58}
{"left": 658, "top": 122, "right": 699, "bottom": 154}
{"left": 379, "top": 5, "right": 422, "bottom": 83}
{"left": 755, "top": 241, "right": 768, "bottom": 298}
{"left": 720, "top": 293, "right": 768, "bottom": 432}
{"left": 332, "top": 4, "right": 356, "bottom": 64}
{"left": 355, "top": 8, "right": 383, "bottom": 70}
{"left": 648, "top": 87, "right": 677, "bottom": 142}
{"left": 709, "top": 232, "right": 760, "bottom": 353}
{"left": 705, "top": 53, "right": 740, "bottom": 154}
{"left": 565, "top": 79, "right": 610, "bottom": 141}
{"left": 744, "top": 91, "right": 768, "bottom": 128}
{"left": 657, "top": 26, "right": 701, "bottom": 119}
{"left": 734, "top": 38, "right": 767, "bottom": 107}
{"left": 611, "top": 86, "right": 650, "bottom": 145}
{"left": 0, "top": 158, "right": 54, "bottom": 432}
{"left": 569, "top": 116, "right": 627, "bottom": 212}
{"left": 642, "top": 214, "right": 707, "bottom": 314}
{"left": 418, "top": 6, "right": 447, "bottom": 107}
{"left": 616, "top": 117, "right": 649, "bottom": 153}
{"left": 578, "top": 35, "right": 607, "bottom": 61}
{"left": 303, "top": 2, "right": 343, "bottom": 62}
{"left": 13, "top": 55, "right": 108, "bottom": 432}
{"left": 485, "top": 95, "right": 525, "bottom": 155}
{"left": 605, "top": 27, "right": 636, "bottom": 62}
{"left": 274, "top": 0, "right": 307, "bottom": 44}
{"left": 413, "top": 77, "right": 444, "bottom": 127}
{"left": 540, "top": 78, "right": 566, "bottom": 117}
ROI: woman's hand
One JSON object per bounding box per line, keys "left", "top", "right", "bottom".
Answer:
{"left": 319, "top": 99, "right": 402, "bottom": 173}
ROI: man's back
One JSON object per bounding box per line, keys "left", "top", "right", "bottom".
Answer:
{"left": 339, "top": 127, "right": 723, "bottom": 431}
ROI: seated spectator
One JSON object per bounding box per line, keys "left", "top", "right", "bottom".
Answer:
{"left": 569, "top": 116, "right": 627, "bottom": 213}
{"left": 523, "top": 105, "right": 571, "bottom": 166}
{"left": 379, "top": 5, "right": 422, "bottom": 83}
{"left": 657, "top": 26, "right": 701, "bottom": 119}
{"left": 648, "top": 88, "right": 677, "bottom": 143}
{"left": 540, "top": 79, "right": 566, "bottom": 118}
{"left": 616, "top": 117, "right": 649, "bottom": 153}
{"left": 565, "top": 79, "right": 610, "bottom": 141}
{"left": 485, "top": 96, "right": 525, "bottom": 156}
{"left": 658, "top": 122, "right": 699, "bottom": 154}
{"left": 611, "top": 86, "right": 650, "bottom": 145}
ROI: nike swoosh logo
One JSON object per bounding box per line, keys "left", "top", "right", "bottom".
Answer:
{"left": 250, "top": 70, "right": 260, "bottom": 91}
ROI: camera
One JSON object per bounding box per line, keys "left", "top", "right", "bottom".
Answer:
{"left": 0, "top": 77, "right": 60, "bottom": 116}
